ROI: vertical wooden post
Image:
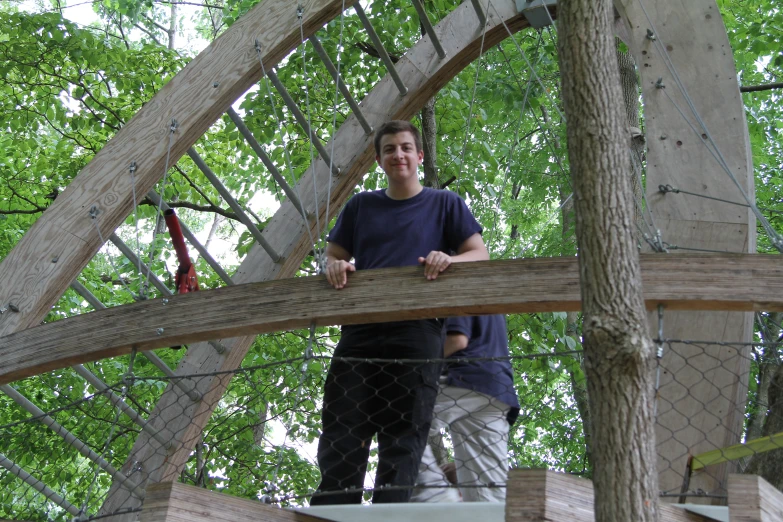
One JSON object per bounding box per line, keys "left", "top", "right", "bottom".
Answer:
{"left": 728, "top": 474, "right": 783, "bottom": 522}
{"left": 616, "top": 0, "right": 755, "bottom": 498}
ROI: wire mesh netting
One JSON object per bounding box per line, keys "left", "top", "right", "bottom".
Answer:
{"left": 1, "top": 318, "right": 781, "bottom": 521}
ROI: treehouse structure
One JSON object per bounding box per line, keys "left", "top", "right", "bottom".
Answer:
{"left": 1, "top": 0, "right": 781, "bottom": 521}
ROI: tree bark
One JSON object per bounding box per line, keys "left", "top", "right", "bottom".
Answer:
{"left": 616, "top": 40, "right": 643, "bottom": 235}
{"left": 560, "top": 176, "right": 592, "bottom": 472}
{"left": 558, "top": 0, "right": 659, "bottom": 520}
{"left": 744, "top": 364, "right": 783, "bottom": 489}
{"left": 168, "top": 0, "right": 177, "bottom": 50}
{"left": 421, "top": 96, "right": 439, "bottom": 189}
{"left": 746, "top": 313, "right": 781, "bottom": 443}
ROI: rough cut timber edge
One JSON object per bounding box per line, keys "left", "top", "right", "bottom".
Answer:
{"left": 139, "top": 482, "right": 327, "bottom": 522}
{"left": 505, "top": 469, "right": 711, "bottom": 522}
{"left": 728, "top": 473, "right": 783, "bottom": 522}
{"left": 1, "top": 253, "right": 781, "bottom": 385}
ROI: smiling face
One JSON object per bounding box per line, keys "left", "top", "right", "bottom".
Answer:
{"left": 376, "top": 131, "right": 424, "bottom": 188}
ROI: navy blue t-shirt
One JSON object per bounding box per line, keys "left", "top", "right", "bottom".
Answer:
{"left": 327, "top": 188, "right": 482, "bottom": 270}
{"left": 446, "top": 315, "right": 520, "bottom": 425}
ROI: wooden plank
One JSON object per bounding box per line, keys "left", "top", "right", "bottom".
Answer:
{"left": 728, "top": 474, "right": 783, "bottom": 522}
{"left": 505, "top": 469, "right": 711, "bottom": 522}
{"left": 0, "top": 0, "right": 358, "bottom": 339}
{"left": 692, "top": 430, "right": 783, "bottom": 471}
{"left": 139, "top": 482, "right": 325, "bottom": 522}
{"left": 616, "top": 0, "right": 755, "bottom": 497}
{"left": 2, "top": 253, "right": 781, "bottom": 385}
{"left": 98, "top": 2, "right": 533, "bottom": 517}
{"left": 505, "top": 469, "right": 593, "bottom": 522}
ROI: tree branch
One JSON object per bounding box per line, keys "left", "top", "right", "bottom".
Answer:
{"left": 139, "top": 199, "right": 239, "bottom": 221}
{"left": 355, "top": 41, "right": 401, "bottom": 63}
{"left": 741, "top": 82, "right": 783, "bottom": 93}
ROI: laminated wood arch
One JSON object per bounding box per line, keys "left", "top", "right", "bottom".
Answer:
{"left": 0, "top": 0, "right": 758, "bottom": 516}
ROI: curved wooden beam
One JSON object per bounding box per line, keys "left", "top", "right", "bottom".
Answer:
{"left": 0, "top": 0, "right": 357, "bottom": 338}
{"left": 2, "top": 254, "right": 781, "bottom": 386}
{"left": 616, "top": 0, "right": 755, "bottom": 496}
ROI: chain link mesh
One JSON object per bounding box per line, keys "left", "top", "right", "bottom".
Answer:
{"left": 1, "top": 326, "right": 780, "bottom": 520}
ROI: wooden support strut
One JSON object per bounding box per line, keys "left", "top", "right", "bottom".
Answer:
{"left": 139, "top": 482, "right": 325, "bottom": 522}
{"left": 0, "top": 453, "right": 81, "bottom": 518}
{"left": 226, "top": 108, "right": 308, "bottom": 217}
{"left": 108, "top": 233, "right": 173, "bottom": 297}
{"left": 264, "top": 70, "right": 341, "bottom": 176}
{"left": 1, "top": 254, "right": 781, "bottom": 386}
{"left": 0, "top": 384, "right": 146, "bottom": 499}
{"left": 186, "top": 148, "right": 282, "bottom": 263}
{"left": 71, "top": 277, "right": 207, "bottom": 399}
{"left": 410, "top": 0, "right": 446, "bottom": 59}
{"left": 728, "top": 474, "right": 783, "bottom": 521}
{"left": 308, "top": 36, "right": 374, "bottom": 134}
{"left": 353, "top": 3, "right": 408, "bottom": 95}
{"left": 72, "top": 363, "right": 172, "bottom": 449}
{"left": 505, "top": 469, "right": 711, "bottom": 522}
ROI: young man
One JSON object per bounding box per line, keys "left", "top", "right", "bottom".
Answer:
{"left": 411, "top": 315, "right": 520, "bottom": 503}
{"left": 310, "top": 120, "right": 488, "bottom": 505}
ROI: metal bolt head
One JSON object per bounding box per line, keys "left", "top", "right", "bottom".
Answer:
{"left": 51, "top": 256, "right": 59, "bottom": 263}
{"left": 162, "top": 298, "right": 169, "bottom": 305}
{"left": 213, "top": 81, "right": 219, "bottom": 88}
{"left": 156, "top": 327, "right": 165, "bottom": 336}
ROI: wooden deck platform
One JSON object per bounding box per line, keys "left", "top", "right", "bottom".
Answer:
{"left": 128, "top": 470, "right": 783, "bottom": 522}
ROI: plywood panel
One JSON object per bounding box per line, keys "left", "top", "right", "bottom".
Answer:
{"left": 728, "top": 474, "right": 783, "bottom": 522}
{"left": 616, "top": 0, "right": 755, "bottom": 497}
{"left": 139, "top": 482, "right": 325, "bottom": 522}
{"left": 505, "top": 469, "right": 710, "bottom": 521}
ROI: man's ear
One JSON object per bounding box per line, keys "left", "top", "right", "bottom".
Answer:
{"left": 418, "top": 149, "right": 424, "bottom": 163}
{"left": 375, "top": 155, "right": 380, "bottom": 164}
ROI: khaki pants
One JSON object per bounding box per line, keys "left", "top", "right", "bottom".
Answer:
{"left": 411, "top": 384, "right": 510, "bottom": 503}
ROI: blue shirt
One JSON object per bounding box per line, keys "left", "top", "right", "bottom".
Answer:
{"left": 327, "top": 188, "right": 482, "bottom": 270}
{"left": 445, "top": 315, "right": 520, "bottom": 425}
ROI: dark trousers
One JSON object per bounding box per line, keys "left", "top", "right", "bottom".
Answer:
{"left": 311, "top": 320, "right": 443, "bottom": 505}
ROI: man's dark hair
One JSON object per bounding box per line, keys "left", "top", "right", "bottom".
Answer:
{"left": 373, "top": 120, "right": 423, "bottom": 156}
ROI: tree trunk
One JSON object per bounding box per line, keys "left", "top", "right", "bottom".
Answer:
{"left": 418, "top": 16, "right": 439, "bottom": 189}
{"left": 420, "top": 96, "right": 439, "bottom": 189}
{"left": 558, "top": 0, "right": 659, "bottom": 520}
{"left": 744, "top": 364, "right": 783, "bottom": 489}
{"left": 560, "top": 177, "right": 592, "bottom": 472}
{"left": 745, "top": 313, "right": 782, "bottom": 444}
{"left": 616, "top": 40, "right": 644, "bottom": 237}
{"left": 168, "top": 0, "right": 177, "bottom": 50}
